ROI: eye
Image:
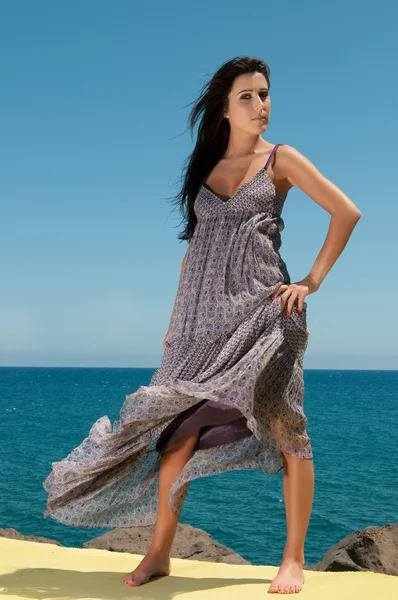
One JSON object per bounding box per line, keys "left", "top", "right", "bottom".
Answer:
{"left": 241, "top": 91, "right": 269, "bottom": 100}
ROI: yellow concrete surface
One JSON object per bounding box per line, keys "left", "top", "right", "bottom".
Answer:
{"left": 0, "top": 536, "right": 397, "bottom": 599}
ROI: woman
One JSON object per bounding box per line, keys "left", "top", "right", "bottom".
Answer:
{"left": 43, "top": 56, "right": 361, "bottom": 594}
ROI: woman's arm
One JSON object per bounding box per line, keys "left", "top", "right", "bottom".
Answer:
{"left": 274, "top": 145, "right": 362, "bottom": 291}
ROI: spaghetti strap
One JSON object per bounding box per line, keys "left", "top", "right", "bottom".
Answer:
{"left": 264, "top": 143, "right": 284, "bottom": 171}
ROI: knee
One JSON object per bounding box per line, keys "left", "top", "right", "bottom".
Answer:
{"left": 281, "top": 451, "right": 298, "bottom": 472}
{"left": 164, "top": 428, "right": 202, "bottom": 457}
{"left": 281, "top": 450, "right": 295, "bottom": 464}
{"left": 281, "top": 451, "right": 313, "bottom": 470}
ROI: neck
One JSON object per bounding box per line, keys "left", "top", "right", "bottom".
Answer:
{"left": 223, "top": 131, "right": 267, "bottom": 159}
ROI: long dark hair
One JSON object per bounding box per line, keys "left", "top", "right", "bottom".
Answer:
{"left": 170, "top": 55, "right": 271, "bottom": 244}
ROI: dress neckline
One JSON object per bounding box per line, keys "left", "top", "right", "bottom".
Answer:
{"left": 201, "top": 167, "right": 285, "bottom": 205}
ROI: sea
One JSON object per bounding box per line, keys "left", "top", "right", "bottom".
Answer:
{"left": 1, "top": 366, "right": 397, "bottom": 567}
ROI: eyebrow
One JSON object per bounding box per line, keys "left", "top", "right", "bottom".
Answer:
{"left": 236, "top": 88, "right": 269, "bottom": 95}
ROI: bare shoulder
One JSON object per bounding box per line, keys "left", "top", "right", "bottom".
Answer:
{"left": 273, "top": 144, "right": 362, "bottom": 218}
{"left": 274, "top": 144, "right": 317, "bottom": 184}
{"left": 273, "top": 144, "right": 321, "bottom": 191}
{"left": 271, "top": 143, "right": 298, "bottom": 197}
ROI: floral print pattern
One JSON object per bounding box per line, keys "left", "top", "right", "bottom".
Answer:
{"left": 42, "top": 145, "right": 313, "bottom": 528}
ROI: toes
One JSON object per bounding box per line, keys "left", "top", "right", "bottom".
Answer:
{"left": 123, "top": 572, "right": 140, "bottom": 586}
{"left": 268, "top": 580, "right": 303, "bottom": 594}
{"left": 126, "top": 577, "right": 142, "bottom": 586}
{"left": 268, "top": 582, "right": 299, "bottom": 594}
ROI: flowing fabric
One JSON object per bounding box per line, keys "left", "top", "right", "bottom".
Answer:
{"left": 42, "top": 144, "right": 312, "bottom": 529}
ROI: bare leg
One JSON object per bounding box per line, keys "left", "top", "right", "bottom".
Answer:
{"left": 123, "top": 427, "right": 201, "bottom": 586}
{"left": 268, "top": 453, "right": 314, "bottom": 594}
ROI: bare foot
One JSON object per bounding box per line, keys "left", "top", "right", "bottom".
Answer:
{"left": 267, "top": 559, "right": 305, "bottom": 594}
{"left": 122, "top": 548, "right": 171, "bottom": 586}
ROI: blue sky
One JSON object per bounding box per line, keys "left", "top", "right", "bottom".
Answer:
{"left": 1, "top": 1, "right": 396, "bottom": 369}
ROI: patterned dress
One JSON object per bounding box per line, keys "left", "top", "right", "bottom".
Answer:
{"left": 42, "top": 143, "right": 313, "bottom": 528}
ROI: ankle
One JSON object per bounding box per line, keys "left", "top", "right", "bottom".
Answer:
{"left": 282, "top": 552, "right": 304, "bottom": 566}
{"left": 148, "top": 544, "right": 171, "bottom": 559}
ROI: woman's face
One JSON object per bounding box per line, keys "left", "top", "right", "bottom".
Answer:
{"left": 224, "top": 71, "right": 271, "bottom": 133}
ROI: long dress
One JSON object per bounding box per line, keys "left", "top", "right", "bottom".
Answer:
{"left": 42, "top": 143, "right": 313, "bottom": 529}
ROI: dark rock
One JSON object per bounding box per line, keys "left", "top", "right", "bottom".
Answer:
{"left": 0, "top": 527, "right": 63, "bottom": 546}
{"left": 83, "top": 522, "right": 251, "bottom": 564}
{"left": 306, "top": 524, "right": 398, "bottom": 575}
{"left": 3, "top": 522, "right": 397, "bottom": 575}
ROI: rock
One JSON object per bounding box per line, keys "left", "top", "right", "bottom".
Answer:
{"left": 306, "top": 524, "right": 398, "bottom": 575}
{"left": 3, "top": 523, "right": 397, "bottom": 574}
{"left": 0, "top": 527, "right": 63, "bottom": 546}
{"left": 83, "top": 522, "right": 251, "bottom": 564}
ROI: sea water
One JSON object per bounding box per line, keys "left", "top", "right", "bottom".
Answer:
{"left": 1, "top": 366, "right": 397, "bottom": 566}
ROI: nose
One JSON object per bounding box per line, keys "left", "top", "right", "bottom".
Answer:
{"left": 254, "top": 97, "right": 266, "bottom": 115}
